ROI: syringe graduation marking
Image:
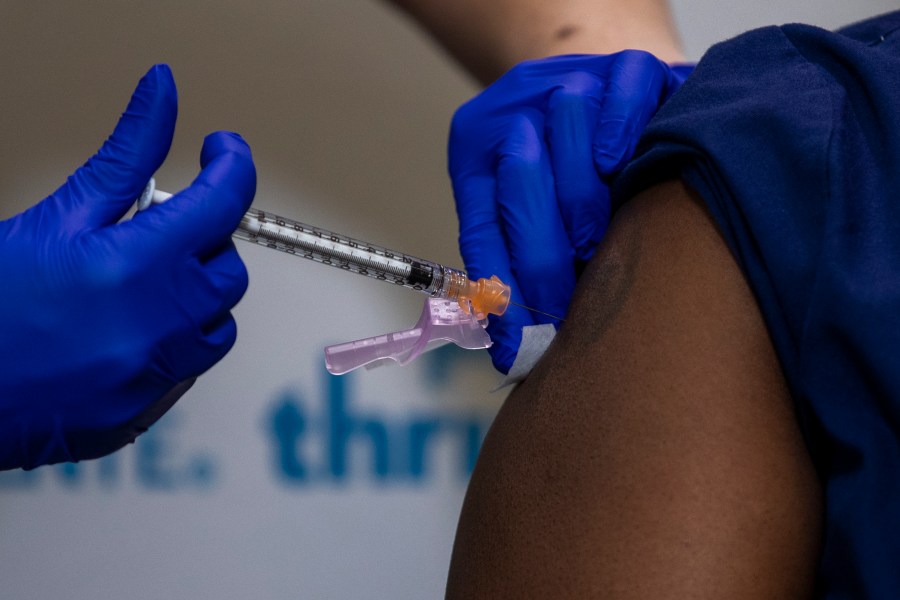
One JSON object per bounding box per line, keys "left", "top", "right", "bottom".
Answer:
{"left": 257, "top": 223, "right": 408, "bottom": 275}
{"left": 239, "top": 211, "right": 438, "bottom": 289}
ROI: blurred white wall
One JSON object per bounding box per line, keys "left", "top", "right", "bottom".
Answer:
{"left": 672, "top": 0, "right": 897, "bottom": 59}
{"left": 0, "top": 2, "right": 894, "bottom": 599}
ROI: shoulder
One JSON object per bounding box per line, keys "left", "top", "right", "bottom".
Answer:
{"left": 446, "top": 179, "right": 822, "bottom": 599}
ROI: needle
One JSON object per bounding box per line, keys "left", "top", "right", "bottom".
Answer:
{"left": 508, "top": 300, "right": 565, "bottom": 322}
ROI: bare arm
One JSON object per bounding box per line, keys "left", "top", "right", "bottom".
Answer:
{"left": 385, "top": 0, "right": 685, "bottom": 84}
{"left": 446, "top": 180, "right": 823, "bottom": 598}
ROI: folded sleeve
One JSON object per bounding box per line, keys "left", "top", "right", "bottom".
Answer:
{"left": 614, "top": 12, "right": 900, "bottom": 599}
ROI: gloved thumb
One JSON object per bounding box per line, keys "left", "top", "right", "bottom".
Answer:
{"left": 591, "top": 52, "right": 696, "bottom": 178}
{"left": 486, "top": 311, "right": 528, "bottom": 375}
{"left": 54, "top": 64, "right": 177, "bottom": 230}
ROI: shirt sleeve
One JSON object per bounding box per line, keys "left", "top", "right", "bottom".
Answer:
{"left": 613, "top": 12, "right": 900, "bottom": 599}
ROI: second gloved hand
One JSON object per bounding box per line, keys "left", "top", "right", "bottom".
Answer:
{"left": 449, "top": 50, "right": 692, "bottom": 373}
{"left": 0, "top": 65, "right": 256, "bottom": 470}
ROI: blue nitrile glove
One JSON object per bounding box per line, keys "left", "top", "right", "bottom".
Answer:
{"left": 449, "top": 50, "right": 693, "bottom": 373}
{"left": 0, "top": 64, "right": 256, "bottom": 470}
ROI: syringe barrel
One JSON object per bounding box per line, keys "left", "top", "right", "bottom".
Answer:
{"left": 234, "top": 209, "right": 510, "bottom": 317}
{"left": 235, "top": 209, "right": 460, "bottom": 297}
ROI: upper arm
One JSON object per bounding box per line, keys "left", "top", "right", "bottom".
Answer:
{"left": 382, "top": 0, "right": 685, "bottom": 84}
{"left": 446, "top": 180, "right": 823, "bottom": 599}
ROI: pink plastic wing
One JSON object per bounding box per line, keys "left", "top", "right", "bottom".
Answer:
{"left": 324, "top": 297, "right": 492, "bottom": 375}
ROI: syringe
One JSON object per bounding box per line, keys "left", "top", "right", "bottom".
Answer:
{"left": 140, "top": 180, "right": 512, "bottom": 319}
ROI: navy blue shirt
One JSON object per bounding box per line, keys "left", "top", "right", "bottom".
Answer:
{"left": 616, "top": 11, "right": 900, "bottom": 599}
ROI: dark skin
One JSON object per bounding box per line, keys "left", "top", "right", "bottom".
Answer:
{"left": 446, "top": 180, "right": 823, "bottom": 599}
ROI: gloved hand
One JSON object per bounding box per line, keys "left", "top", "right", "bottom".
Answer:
{"left": 449, "top": 50, "right": 693, "bottom": 373}
{"left": 0, "top": 64, "right": 256, "bottom": 470}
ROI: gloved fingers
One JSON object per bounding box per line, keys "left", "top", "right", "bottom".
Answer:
{"left": 197, "top": 241, "right": 250, "bottom": 329}
{"left": 129, "top": 131, "right": 256, "bottom": 257}
{"left": 161, "top": 243, "right": 247, "bottom": 345}
{"left": 58, "top": 64, "right": 177, "bottom": 230}
{"left": 593, "top": 50, "right": 672, "bottom": 175}
{"left": 495, "top": 113, "right": 575, "bottom": 324}
{"left": 486, "top": 309, "right": 530, "bottom": 375}
{"left": 465, "top": 238, "right": 536, "bottom": 374}
{"left": 460, "top": 224, "right": 536, "bottom": 375}
{"left": 198, "top": 314, "right": 239, "bottom": 363}
{"left": 666, "top": 64, "right": 696, "bottom": 100}
{"left": 453, "top": 172, "right": 507, "bottom": 280}
{"left": 465, "top": 188, "right": 538, "bottom": 377}
{"left": 546, "top": 71, "right": 610, "bottom": 262}
{"left": 136, "top": 254, "right": 241, "bottom": 382}
{"left": 449, "top": 166, "right": 535, "bottom": 374}
{"left": 67, "top": 378, "right": 196, "bottom": 462}
{"left": 156, "top": 313, "right": 238, "bottom": 381}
